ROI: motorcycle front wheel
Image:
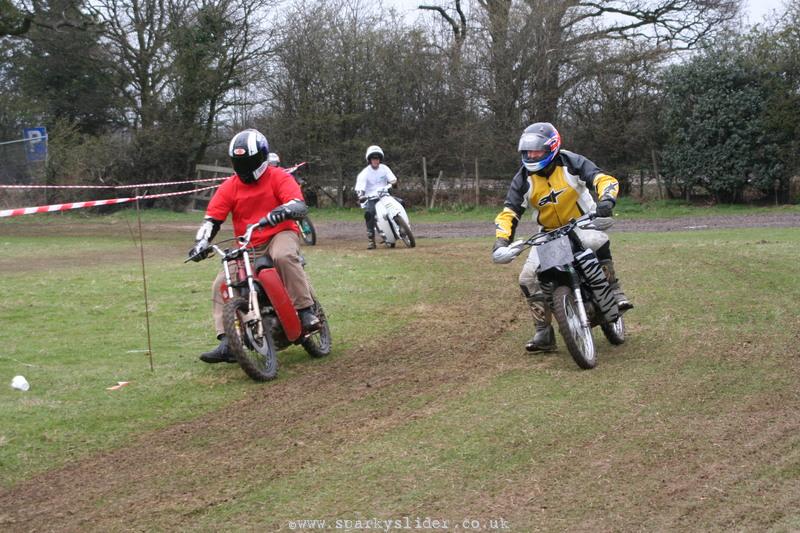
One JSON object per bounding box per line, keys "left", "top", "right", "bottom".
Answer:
{"left": 223, "top": 296, "right": 279, "bottom": 381}
{"left": 298, "top": 217, "right": 317, "bottom": 246}
{"left": 301, "top": 296, "right": 332, "bottom": 358}
{"left": 551, "top": 285, "right": 596, "bottom": 369}
{"left": 392, "top": 215, "right": 415, "bottom": 248}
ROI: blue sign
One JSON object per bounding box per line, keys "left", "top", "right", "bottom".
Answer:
{"left": 23, "top": 127, "right": 47, "bottom": 163}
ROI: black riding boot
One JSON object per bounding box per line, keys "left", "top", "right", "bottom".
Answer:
{"left": 524, "top": 294, "right": 557, "bottom": 352}
{"left": 199, "top": 334, "right": 237, "bottom": 364}
{"left": 600, "top": 259, "right": 633, "bottom": 311}
{"left": 298, "top": 307, "right": 321, "bottom": 331}
{"left": 367, "top": 231, "right": 376, "bottom": 250}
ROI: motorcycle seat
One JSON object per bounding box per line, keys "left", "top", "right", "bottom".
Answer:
{"left": 254, "top": 253, "right": 306, "bottom": 272}
{"left": 255, "top": 255, "right": 274, "bottom": 271}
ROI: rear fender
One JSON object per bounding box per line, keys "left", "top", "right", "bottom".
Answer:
{"left": 256, "top": 268, "right": 302, "bottom": 342}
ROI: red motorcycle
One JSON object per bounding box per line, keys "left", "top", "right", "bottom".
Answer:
{"left": 193, "top": 222, "right": 331, "bottom": 381}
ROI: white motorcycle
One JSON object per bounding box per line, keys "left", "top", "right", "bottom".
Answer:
{"left": 368, "top": 187, "right": 415, "bottom": 248}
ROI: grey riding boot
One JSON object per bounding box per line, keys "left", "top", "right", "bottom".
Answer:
{"left": 600, "top": 259, "right": 633, "bottom": 311}
{"left": 367, "top": 231, "right": 376, "bottom": 250}
{"left": 524, "top": 293, "right": 557, "bottom": 352}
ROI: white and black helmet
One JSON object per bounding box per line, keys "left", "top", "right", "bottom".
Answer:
{"left": 365, "top": 145, "right": 384, "bottom": 162}
{"left": 228, "top": 129, "right": 269, "bottom": 183}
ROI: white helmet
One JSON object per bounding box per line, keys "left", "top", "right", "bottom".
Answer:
{"left": 267, "top": 152, "right": 281, "bottom": 167}
{"left": 365, "top": 145, "right": 384, "bottom": 162}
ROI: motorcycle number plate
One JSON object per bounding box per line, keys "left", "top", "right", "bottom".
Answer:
{"left": 536, "top": 235, "right": 573, "bottom": 270}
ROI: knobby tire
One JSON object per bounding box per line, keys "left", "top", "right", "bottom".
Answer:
{"left": 223, "top": 296, "right": 279, "bottom": 381}
{"left": 551, "top": 285, "right": 597, "bottom": 369}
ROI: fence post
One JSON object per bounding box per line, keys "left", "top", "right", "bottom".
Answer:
{"left": 474, "top": 158, "right": 480, "bottom": 207}
{"left": 422, "top": 157, "right": 429, "bottom": 209}
{"left": 639, "top": 169, "right": 644, "bottom": 199}
{"left": 430, "top": 170, "right": 443, "bottom": 209}
{"left": 651, "top": 149, "right": 663, "bottom": 200}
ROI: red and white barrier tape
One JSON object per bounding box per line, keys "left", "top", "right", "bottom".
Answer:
{"left": 0, "top": 184, "right": 219, "bottom": 218}
{"left": 0, "top": 176, "right": 228, "bottom": 190}
{"left": 286, "top": 161, "right": 307, "bottom": 174}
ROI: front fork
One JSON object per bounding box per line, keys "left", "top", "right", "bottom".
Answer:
{"left": 567, "top": 267, "right": 592, "bottom": 332}
{"left": 222, "top": 250, "right": 265, "bottom": 338}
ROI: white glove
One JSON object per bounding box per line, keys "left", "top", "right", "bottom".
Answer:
{"left": 491, "top": 240, "right": 525, "bottom": 264}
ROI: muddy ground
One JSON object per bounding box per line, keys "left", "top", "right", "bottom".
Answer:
{"left": 3, "top": 211, "right": 798, "bottom": 242}
{"left": 0, "top": 213, "right": 797, "bottom": 531}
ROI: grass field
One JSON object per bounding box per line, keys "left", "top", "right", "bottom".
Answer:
{"left": 0, "top": 210, "right": 799, "bottom": 530}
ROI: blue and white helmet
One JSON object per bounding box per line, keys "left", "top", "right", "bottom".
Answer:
{"left": 518, "top": 122, "right": 562, "bottom": 173}
{"left": 229, "top": 129, "right": 269, "bottom": 183}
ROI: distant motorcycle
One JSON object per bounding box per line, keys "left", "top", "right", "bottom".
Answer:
{"left": 286, "top": 161, "right": 317, "bottom": 246}
{"left": 368, "top": 187, "right": 415, "bottom": 248}
{"left": 296, "top": 217, "right": 317, "bottom": 246}
{"left": 493, "top": 213, "right": 625, "bottom": 369}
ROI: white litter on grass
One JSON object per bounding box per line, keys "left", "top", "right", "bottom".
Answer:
{"left": 106, "top": 381, "right": 130, "bottom": 391}
{"left": 11, "top": 375, "right": 30, "bottom": 391}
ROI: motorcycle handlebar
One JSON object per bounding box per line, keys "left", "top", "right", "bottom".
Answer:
{"left": 492, "top": 213, "right": 612, "bottom": 264}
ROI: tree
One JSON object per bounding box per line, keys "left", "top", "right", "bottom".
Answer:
{"left": 472, "top": 0, "right": 740, "bottom": 152}
{"left": 85, "top": 0, "right": 277, "bottom": 188}
{"left": 562, "top": 43, "right": 664, "bottom": 191}
{"left": 11, "top": 0, "right": 120, "bottom": 134}
{"left": 660, "top": 40, "right": 781, "bottom": 203}
{"left": 265, "top": 0, "right": 452, "bottom": 205}
{"left": 749, "top": 2, "right": 800, "bottom": 201}
{"left": 0, "top": 0, "right": 97, "bottom": 37}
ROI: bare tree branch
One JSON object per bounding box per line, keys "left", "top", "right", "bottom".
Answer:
{"left": 419, "top": 1, "right": 467, "bottom": 44}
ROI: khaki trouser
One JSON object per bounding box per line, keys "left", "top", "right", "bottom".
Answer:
{"left": 211, "top": 230, "right": 313, "bottom": 336}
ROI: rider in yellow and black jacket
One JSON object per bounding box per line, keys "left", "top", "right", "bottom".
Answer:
{"left": 493, "top": 122, "right": 633, "bottom": 353}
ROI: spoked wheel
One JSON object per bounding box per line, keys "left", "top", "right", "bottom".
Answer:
{"left": 301, "top": 297, "right": 332, "bottom": 358}
{"left": 551, "top": 285, "right": 596, "bottom": 369}
{"left": 601, "top": 315, "right": 626, "bottom": 345}
{"left": 392, "top": 215, "right": 415, "bottom": 248}
{"left": 298, "top": 218, "right": 317, "bottom": 246}
{"left": 223, "top": 296, "right": 278, "bottom": 381}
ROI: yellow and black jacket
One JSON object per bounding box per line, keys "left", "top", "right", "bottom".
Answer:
{"left": 495, "top": 150, "right": 619, "bottom": 240}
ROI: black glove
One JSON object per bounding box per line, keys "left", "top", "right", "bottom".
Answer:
{"left": 188, "top": 240, "right": 209, "bottom": 262}
{"left": 596, "top": 198, "right": 615, "bottom": 218}
{"left": 493, "top": 237, "right": 510, "bottom": 252}
{"left": 264, "top": 206, "right": 288, "bottom": 226}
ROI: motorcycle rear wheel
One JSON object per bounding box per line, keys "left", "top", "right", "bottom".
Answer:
{"left": 223, "top": 296, "right": 278, "bottom": 381}
{"left": 551, "top": 285, "right": 597, "bottom": 369}
{"left": 601, "top": 315, "right": 625, "bottom": 345}
{"left": 393, "top": 215, "right": 415, "bottom": 248}
{"left": 301, "top": 296, "right": 332, "bottom": 358}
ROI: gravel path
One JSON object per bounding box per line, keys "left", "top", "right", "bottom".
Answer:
{"left": 313, "top": 212, "right": 800, "bottom": 241}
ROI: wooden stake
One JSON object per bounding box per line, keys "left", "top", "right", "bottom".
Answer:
{"left": 134, "top": 189, "right": 154, "bottom": 372}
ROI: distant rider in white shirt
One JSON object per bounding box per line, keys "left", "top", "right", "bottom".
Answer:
{"left": 354, "top": 145, "right": 397, "bottom": 249}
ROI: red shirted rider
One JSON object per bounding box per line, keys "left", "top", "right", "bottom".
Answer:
{"left": 189, "top": 129, "right": 319, "bottom": 364}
